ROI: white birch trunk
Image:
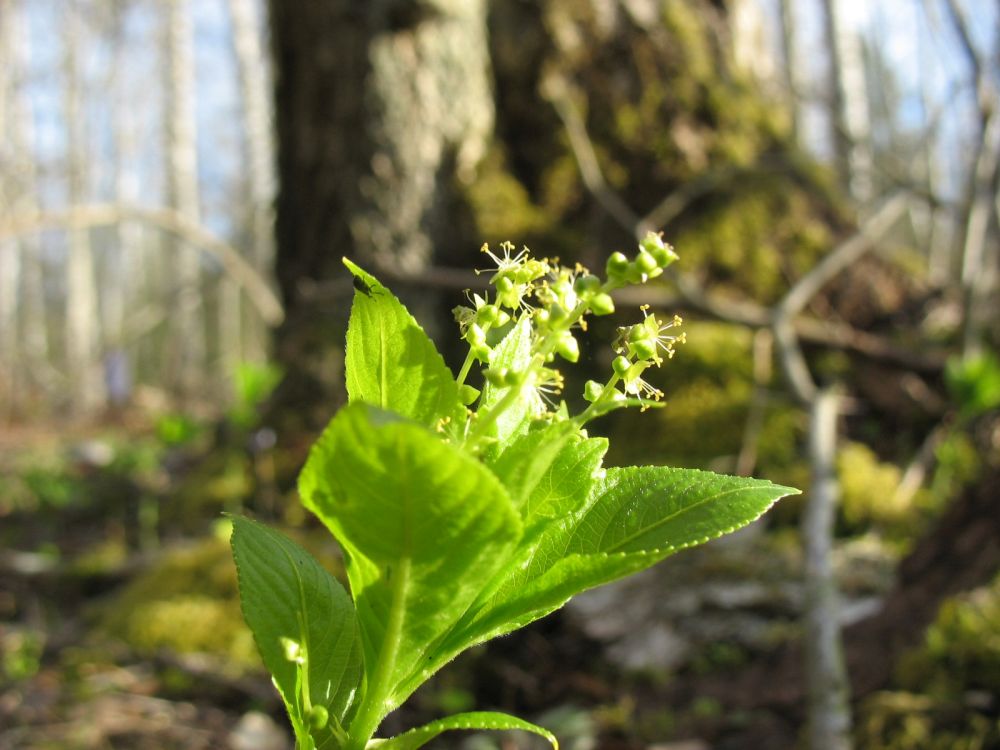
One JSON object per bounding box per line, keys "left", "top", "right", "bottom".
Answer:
{"left": 960, "top": 111, "right": 1000, "bottom": 357}
{"left": 0, "top": 2, "right": 18, "bottom": 406}
{"left": 163, "top": 0, "right": 205, "bottom": 396}
{"left": 226, "top": 0, "right": 276, "bottom": 368}
{"left": 106, "top": 6, "right": 141, "bottom": 405}
{"left": 820, "top": 0, "right": 874, "bottom": 205}
{"left": 777, "top": 0, "right": 802, "bottom": 144}
{"left": 65, "top": 1, "right": 104, "bottom": 411}
{"left": 10, "top": 2, "right": 48, "bottom": 372}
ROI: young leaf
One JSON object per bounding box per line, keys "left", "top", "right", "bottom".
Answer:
{"left": 485, "top": 420, "right": 581, "bottom": 516}
{"left": 446, "top": 467, "right": 799, "bottom": 649}
{"left": 370, "top": 712, "right": 558, "bottom": 750}
{"left": 453, "top": 428, "right": 606, "bottom": 629}
{"left": 477, "top": 317, "right": 533, "bottom": 445}
{"left": 343, "top": 258, "right": 464, "bottom": 429}
{"left": 298, "top": 403, "right": 522, "bottom": 735}
{"left": 230, "top": 517, "right": 362, "bottom": 739}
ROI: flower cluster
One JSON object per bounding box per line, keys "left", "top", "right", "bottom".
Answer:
{"left": 455, "top": 232, "right": 684, "bottom": 446}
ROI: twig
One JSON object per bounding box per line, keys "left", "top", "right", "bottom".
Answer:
{"left": 778, "top": 192, "right": 909, "bottom": 318}
{"left": 894, "top": 415, "right": 953, "bottom": 509}
{"left": 0, "top": 203, "right": 284, "bottom": 325}
{"left": 736, "top": 328, "right": 774, "bottom": 476}
{"left": 803, "top": 387, "right": 852, "bottom": 750}
{"left": 541, "top": 72, "right": 643, "bottom": 234}
{"left": 772, "top": 191, "right": 909, "bottom": 403}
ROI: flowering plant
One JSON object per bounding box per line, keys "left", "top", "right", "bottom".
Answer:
{"left": 230, "top": 234, "right": 798, "bottom": 749}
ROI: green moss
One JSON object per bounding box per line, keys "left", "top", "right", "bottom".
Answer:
{"left": 467, "top": 149, "right": 550, "bottom": 242}
{"left": 910, "top": 429, "right": 982, "bottom": 522}
{"left": 898, "top": 574, "right": 1000, "bottom": 695}
{"left": 95, "top": 531, "right": 347, "bottom": 673}
{"left": 837, "top": 442, "right": 905, "bottom": 530}
{"left": 607, "top": 321, "right": 804, "bottom": 472}
{"left": 675, "top": 178, "right": 831, "bottom": 302}
{"left": 661, "top": 0, "right": 712, "bottom": 95}
{"left": 859, "top": 574, "right": 1000, "bottom": 748}
{"left": 857, "top": 691, "right": 1000, "bottom": 750}
{"left": 95, "top": 538, "right": 255, "bottom": 669}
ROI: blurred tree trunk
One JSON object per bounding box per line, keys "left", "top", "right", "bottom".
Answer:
{"left": 777, "top": 0, "right": 801, "bottom": 144}
{"left": 227, "top": 0, "right": 275, "bottom": 365}
{"left": 0, "top": 1, "right": 20, "bottom": 410}
{"left": 108, "top": 2, "right": 140, "bottom": 407}
{"left": 65, "top": 1, "right": 105, "bottom": 411}
{"left": 267, "top": 0, "right": 493, "bottom": 417}
{"left": 162, "top": 0, "right": 205, "bottom": 397}
{"left": 819, "top": 0, "right": 873, "bottom": 205}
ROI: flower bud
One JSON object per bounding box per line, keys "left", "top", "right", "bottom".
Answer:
{"left": 484, "top": 367, "right": 508, "bottom": 386}
{"left": 476, "top": 304, "right": 499, "bottom": 326}
{"left": 589, "top": 292, "right": 615, "bottom": 316}
{"left": 636, "top": 250, "right": 659, "bottom": 274}
{"left": 458, "top": 384, "right": 481, "bottom": 405}
{"left": 556, "top": 332, "right": 580, "bottom": 363}
{"left": 606, "top": 252, "right": 629, "bottom": 277}
{"left": 583, "top": 380, "right": 604, "bottom": 402}
{"left": 651, "top": 244, "right": 678, "bottom": 268}
{"left": 466, "top": 323, "right": 487, "bottom": 346}
{"left": 471, "top": 343, "right": 492, "bottom": 363}
{"left": 629, "top": 339, "right": 657, "bottom": 361}
{"left": 574, "top": 274, "right": 602, "bottom": 295}
{"left": 612, "top": 355, "right": 632, "bottom": 376}
{"left": 307, "top": 706, "right": 329, "bottom": 730}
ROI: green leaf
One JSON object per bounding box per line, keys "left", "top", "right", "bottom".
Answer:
{"left": 478, "top": 318, "right": 534, "bottom": 445}
{"left": 298, "top": 403, "right": 522, "bottom": 729}
{"left": 464, "top": 428, "right": 607, "bottom": 617}
{"left": 370, "top": 712, "right": 558, "bottom": 750}
{"left": 343, "top": 258, "right": 464, "bottom": 430}
{"left": 452, "top": 467, "right": 798, "bottom": 646}
{"left": 486, "top": 420, "right": 581, "bottom": 516}
{"left": 230, "top": 517, "right": 362, "bottom": 740}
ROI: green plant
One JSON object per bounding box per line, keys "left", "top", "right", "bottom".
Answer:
{"left": 945, "top": 351, "right": 1000, "bottom": 420}
{"left": 229, "top": 361, "right": 284, "bottom": 429}
{"left": 230, "top": 235, "right": 798, "bottom": 749}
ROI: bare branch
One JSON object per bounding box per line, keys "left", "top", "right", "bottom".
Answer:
{"left": 541, "top": 72, "right": 642, "bottom": 235}
{"left": 778, "top": 191, "right": 909, "bottom": 318}
{"left": 941, "top": 0, "right": 984, "bottom": 95}
{"left": 0, "top": 203, "right": 284, "bottom": 326}
{"left": 803, "top": 387, "right": 853, "bottom": 750}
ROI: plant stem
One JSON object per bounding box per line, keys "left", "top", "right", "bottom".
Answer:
{"left": 455, "top": 349, "right": 477, "bottom": 388}
{"left": 573, "top": 373, "right": 622, "bottom": 426}
{"left": 346, "top": 556, "right": 411, "bottom": 749}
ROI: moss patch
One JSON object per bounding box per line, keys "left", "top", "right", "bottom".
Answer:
{"left": 95, "top": 538, "right": 256, "bottom": 670}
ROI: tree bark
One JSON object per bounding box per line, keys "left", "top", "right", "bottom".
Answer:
{"left": 227, "top": 0, "right": 276, "bottom": 365}
{"left": 267, "top": 0, "right": 493, "bottom": 414}
{"left": 819, "top": 0, "right": 873, "bottom": 205}
{"left": 163, "top": 0, "right": 205, "bottom": 396}
{"left": 64, "top": 1, "right": 104, "bottom": 412}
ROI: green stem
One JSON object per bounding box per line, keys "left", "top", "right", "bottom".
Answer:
{"left": 347, "top": 557, "right": 411, "bottom": 749}
{"left": 573, "top": 373, "right": 622, "bottom": 426}
{"left": 455, "top": 349, "right": 477, "bottom": 388}
{"left": 463, "top": 354, "right": 543, "bottom": 452}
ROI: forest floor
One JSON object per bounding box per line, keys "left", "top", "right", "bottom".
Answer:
{"left": 1, "top": 414, "right": 997, "bottom": 750}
